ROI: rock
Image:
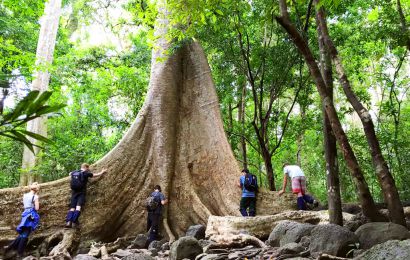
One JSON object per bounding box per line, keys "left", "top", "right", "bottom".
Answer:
{"left": 161, "top": 242, "right": 170, "bottom": 251}
{"left": 22, "top": 257, "right": 37, "bottom": 260}
{"left": 354, "top": 239, "right": 410, "bottom": 260}
{"left": 112, "top": 249, "right": 134, "bottom": 258}
{"left": 147, "top": 240, "right": 162, "bottom": 250}
{"left": 354, "top": 222, "right": 410, "bottom": 249}
{"left": 278, "top": 242, "right": 305, "bottom": 255}
{"left": 266, "top": 220, "right": 314, "bottom": 247}
{"left": 344, "top": 220, "right": 362, "bottom": 232}
{"left": 121, "top": 253, "right": 155, "bottom": 260}
{"left": 169, "top": 236, "right": 203, "bottom": 260}
{"left": 73, "top": 255, "right": 99, "bottom": 260}
{"left": 186, "top": 225, "right": 206, "bottom": 240}
{"left": 299, "top": 236, "right": 310, "bottom": 248}
{"left": 206, "top": 211, "right": 355, "bottom": 242}
{"left": 309, "top": 224, "right": 358, "bottom": 257}
{"left": 149, "top": 248, "right": 158, "bottom": 257}
{"left": 195, "top": 253, "right": 222, "bottom": 260}
{"left": 198, "top": 239, "right": 214, "bottom": 248}
{"left": 352, "top": 249, "right": 365, "bottom": 257}
{"left": 131, "top": 234, "right": 148, "bottom": 249}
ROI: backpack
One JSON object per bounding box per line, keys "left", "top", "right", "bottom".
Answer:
{"left": 70, "top": 170, "right": 86, "bottom": 191}
{"left": 146, "top": 193, "right": 161, "bottom": 211}
{"left": 244, "top": 173, "right": 258, "bottom": 192}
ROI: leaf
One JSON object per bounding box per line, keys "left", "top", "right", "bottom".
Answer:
{"left": 26, "top": 91, "right": 53, "bottom": 116}
{"left": 0, "top": 131, "right": 34, "bottom": 153}
{"left": 19, "top": 130, "right": 53, "bottom": 144}
{"left": 3, "top": 90, "right": 40, "bottom": 122}
{"left": 34, "top": 104, "right": 66, "bottom": 117}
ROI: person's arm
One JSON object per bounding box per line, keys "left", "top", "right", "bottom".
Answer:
{"left": 161, "top": 194, "right": 168, "bottom": 205}
{"left": 278, "top": 175, "right": 288, "bottom": 196}
{"left": 34, "top": 196, "right": 39, "bottom": 211}
{"left": 92, "top": 168, "right": 107, "bottom": 177}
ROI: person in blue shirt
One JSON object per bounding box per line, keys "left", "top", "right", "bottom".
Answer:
{"left": 238, "top": 169, "right": 258, "bottom": 216}
{"left": 146, "top": 185, "right": 168, "bottom": 244}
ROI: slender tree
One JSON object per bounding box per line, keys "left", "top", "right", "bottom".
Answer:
{"left": 20, "top": 0, "right": 62, "bottom": 185}
{"left": 316, "top": 8, "right": 343, "bottom": 226}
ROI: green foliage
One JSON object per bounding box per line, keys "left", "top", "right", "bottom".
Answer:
{"left": 0, "top": 90, "right": 65, "bottom": 152}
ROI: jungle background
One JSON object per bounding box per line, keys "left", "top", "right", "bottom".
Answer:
{"left": 1, "top": 0, "right": 409, "bottom": 205}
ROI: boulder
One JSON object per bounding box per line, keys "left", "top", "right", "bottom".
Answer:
{"left": 130, "top": 234, "right": 148, "bottom": 249}
{"left": 309, "top": 224, "right": 358, "bottom": 257}
{"left": 186, "top": 225, "right": 206, "bottom": 240}
{"left": 354, "top": 239, "right": 410, "bottom": 260}
{"left": 277, "top": 242, "right": 305, "bottom": 255}
{"left": 206, "top": 210, "right": 355, "bottom": 242}
{"left": 355, "top": 222, "right": 410, "bottom": 249}
{"left": 266, "top": 220, "right": 314, "bottom": 247}
{"left": 147, "top": 240, "right": 163, "bottom": 250}
{"left": 169, "top": 236, "right": 203, "bottom": 260}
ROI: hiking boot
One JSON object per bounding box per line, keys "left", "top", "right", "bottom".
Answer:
{"left": 313, "top": 200, "right": 319, "bottom": 208}
{"left": 64, "top": 221, "right": 72, "bottom": 228}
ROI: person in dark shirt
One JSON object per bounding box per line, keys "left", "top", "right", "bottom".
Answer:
{"left": 64, "top": 163, "right": 107, "bottom": 228}
{"left": 146, "top": 185, "right": 168, "bottom": 244}
{"left": 237, "top": 169, "right": 258, "bottom": 216}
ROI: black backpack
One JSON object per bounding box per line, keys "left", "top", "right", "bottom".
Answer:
{"left": 71, "top": 170, "right": 86, "bottom": 191}
{"left": 244, "top": 173, "right": 258, "bottom": 192}
{"left": 146, "top": 193, "right": 161, "bottom": 211}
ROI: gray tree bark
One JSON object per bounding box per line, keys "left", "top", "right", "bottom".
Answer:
{"left": 20, "top": 0, "right": 62, "bottom": 186}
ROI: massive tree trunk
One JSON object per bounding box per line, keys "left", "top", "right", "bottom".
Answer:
{"left": 317, "top": 11, "right": 343, "bottom": 226}
{"left": 276, "top": 0, "right": 384, "bottom": 221}
{"left": 20, "top": 0, "right": 62, "bottom": 186}
{"left": 1, "top": 12, "right": 295, "bottom": 252}
{"left": 315, "top": 1, "right": 406, "bottom": 227}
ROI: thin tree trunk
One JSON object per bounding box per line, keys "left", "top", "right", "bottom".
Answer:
{"left": 238, "top": 82, "right": 248, "bottom": 169}
{"left": 20, "top": 0, "right": 62, "bottom": 186}
{"left": 315, "top": 1, "right": 406, "bottom": 226}
{"left": 317, "top": 12, "right": 343, "bottom": 226}
{"left": 276, "top": 0, "right": 384, "bottom": 221}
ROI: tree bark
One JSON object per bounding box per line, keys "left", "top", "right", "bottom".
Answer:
{"left": 276, "top": 0, "right": 384, "bottom": 222}
{"left": 20, "top": 0, "right": 62, "bottom": 186}
{"left": 316, "top": 10, "right": 343, "bottom": 226}
{"left": 315, "top": 1, "right": 406, "bottom": 227}
{"left": 397, "top": 0, "right": 410, "bottom": 51}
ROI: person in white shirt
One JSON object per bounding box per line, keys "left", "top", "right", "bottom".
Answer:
{"left": 278, "top": 163, "right": 318, "bottom": 210}
{"left": 4, "top": 182, "right": 40, "bottom": 258}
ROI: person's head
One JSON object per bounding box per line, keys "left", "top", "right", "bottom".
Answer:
{"left": 154, "top": 185, "right": 161, "bottom": 192}
{"left": 81, "top": 163, "right": 90, "bottom": 171}
{"left": 282, "top": 163, "right": 289, "bottom": 169}
{"left": 241, "top": 169, "right": 250, "bottom": 175}
{"left": 30, "top": 182, "right": 40, "bottom": 193}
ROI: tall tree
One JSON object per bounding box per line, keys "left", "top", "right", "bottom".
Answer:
{"left": 20, "top": 0, "right": 62, "bottom": 185}
{"left": 316, "top": 7, "right": 343, "bottom": 226}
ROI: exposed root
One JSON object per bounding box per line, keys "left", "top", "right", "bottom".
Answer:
{"left": 208, "top": 234, "right": 267, "bottom": 249}
{"left": 44, "top": 229, "right": 80, "bottom": 257}
{"left": 163, "top": 216, "right": 175, "bottom": 243}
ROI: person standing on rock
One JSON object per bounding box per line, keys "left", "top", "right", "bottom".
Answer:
{"left": 146, "top": 185, "right": 168, "bottom": 244}
{"left": 64, "top": 163, "right": 107, "bottom": 228}
{"left": 4, "top": 182, "right": 40, "bottom": 258}
{"left": 278, "top": 163, "right": 318, "bottom": 210}
{"left": 238, "top": 169, "right": 258, "bottom": 217}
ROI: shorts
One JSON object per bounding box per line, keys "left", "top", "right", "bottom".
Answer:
{"left": 291, "top": 176, "right": 307, "bottom": 195}
{"left": 70, "top": 191, "right": 86, "bottom": 208}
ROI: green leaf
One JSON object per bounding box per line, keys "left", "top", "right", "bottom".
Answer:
{"left": 26, "top": 91, "right": 53, "bottom": 116}
{"left": 19, "top": 130, "right": 53, "bottom": 144}
{"left": 0, "top": 131, "right": 34, "bottom": 153}
{"left": 3, "top": 90, "right": 40, "bottom": 122}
